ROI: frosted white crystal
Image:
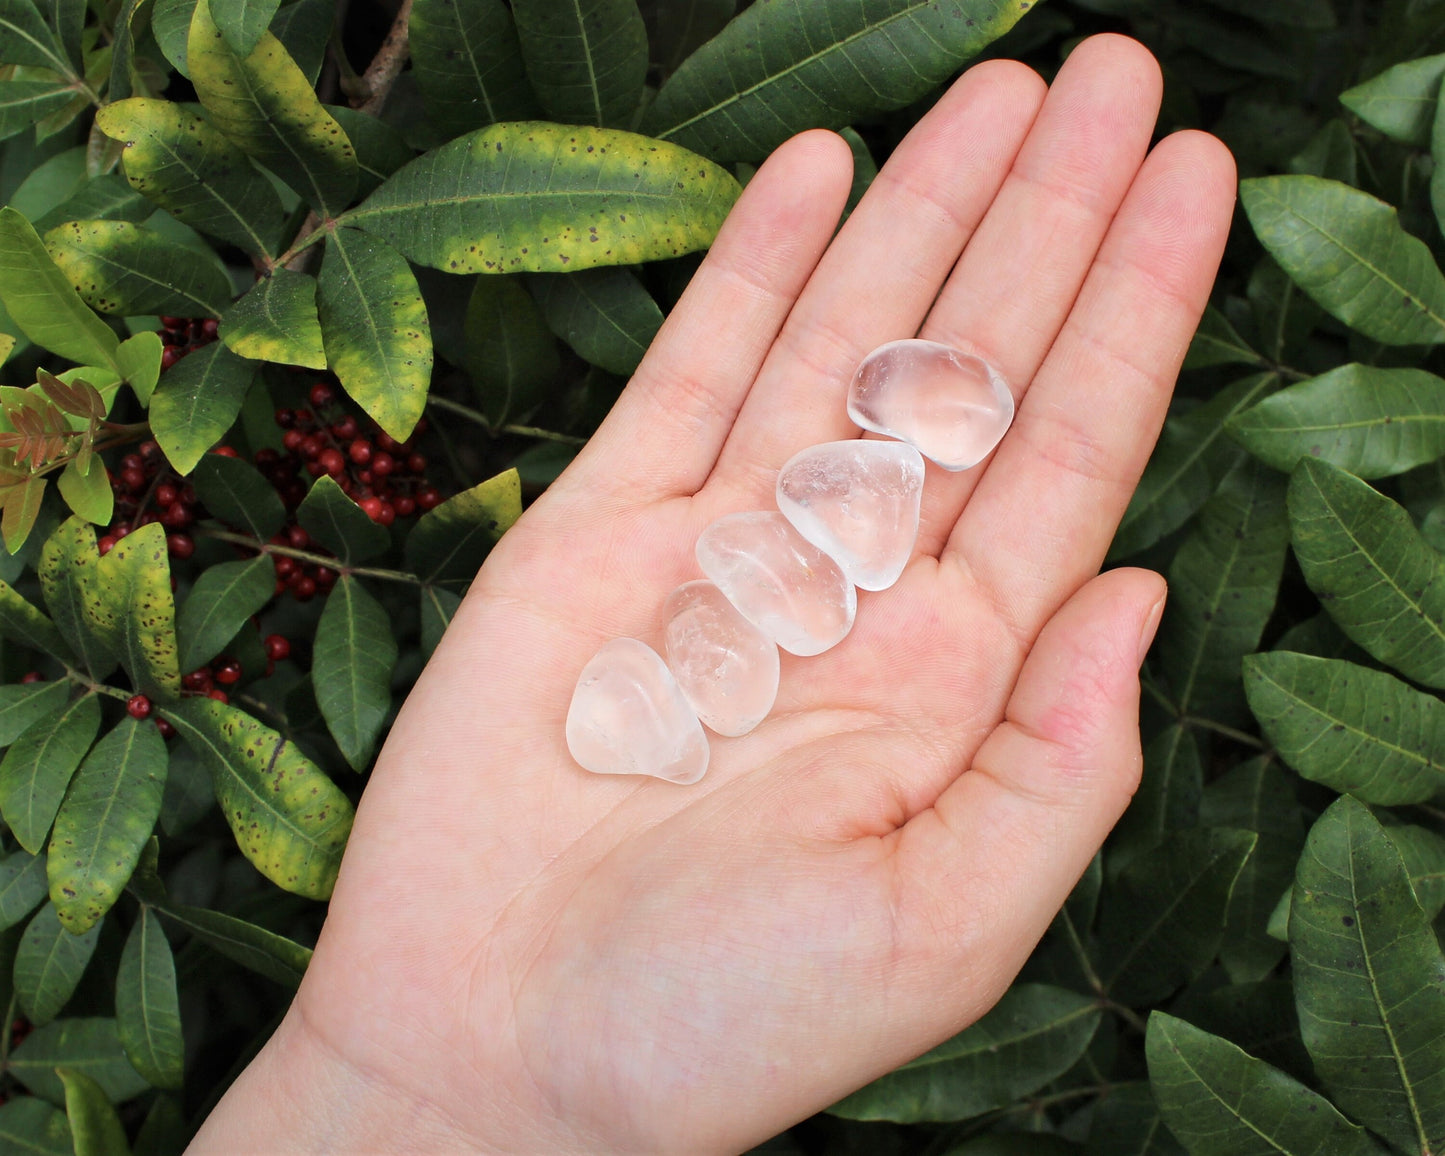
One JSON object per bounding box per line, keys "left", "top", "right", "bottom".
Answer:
{"left": 565, "top": 637, "right": 709, "bottom": 784}
{"left": 847, "top": 338, "right": 1015, "bottom": 471}
{"left": 695, "top": 511, "right": 857, "bottom": 657}
{"left": 663, "top": 580, "right": 780, "bottom": 737}
{"left": 776, "top": 440, "right": 925, "bottom": 591}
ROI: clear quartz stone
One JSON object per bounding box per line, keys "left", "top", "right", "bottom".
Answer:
{"left": 847, "top": 338, "right": 1015, "bottom": 471}
{"left": 776, "top": 440, "right": 925, "bottom": 591}
{"left": 695, "top": 511, "right": 857, "bottom": 656}
{"left": 565, "top": 637, "right": 709, "bottom": 784}
{"left": 663, "top": 580, "right": 780, "bottom": 737}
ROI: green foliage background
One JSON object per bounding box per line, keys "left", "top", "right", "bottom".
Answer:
{"left": 0, "top": 0, "right": 1443, "bottom": 1153}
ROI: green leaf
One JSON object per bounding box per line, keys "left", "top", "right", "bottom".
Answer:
{"left": 0, "top": 682, "right": 70, "bottom": 748}
{"left": 1341, "top": 53, "right": 1445, "bottom": 147}
{"left": 149, "top": 343, "right": 257, "bottom": 475}
{"left": 7, "top": 1018, "right": 149, "bottom": 1105}
{"left": 530, "top": 267, "right": 661, "bottom": 375}
{"left": 115, "top": 332, "right": 162, "bottom": 406}
{"left": 1182, "top": 304, "right": 1269, "bottom": 371}
{"left": 409, "top": 0, "right": 537, "bottom": 136}
{"left": 1110, "top": 724, "right": 1201, "bottom": 875}
{"left": 1240, "top": 175, "right": 1445, "bottom": 346}
{"left": 32, "top": 176, "right": 151, "bottom": 235}
{"left": 132, "top": 1094, "right": 185, "bottom": 1156}
{"left": 4, "top": 476, "right": 48, "bottom": 556}
{"left": 97, "top": 98, "right": 287, "bottom": 259}
{"left": 0, "top": 695, "right": 100, "bottom": 855}
{"left": 1145, "top": 1013, "right": 1375, "bottom": 1156}
{"left": 151, "top": 0, "right": 195, "bottom": 77}
{"left": 316, "top": 228, "right": 432, "bottom": 442}
{"left": 58, "top": 1068, "right": 130, "bottom": 1156}
{"left": 0, "top": 208, "right": 119, "bottom": 371}
{"left": 462, "top": 274, "right": 560, "bottom": 424}
{"left": 0, "top": 0, "right": 72, "bottom": 72}
{"left": 190, "top": 453, "right": 285, "bottom": 542}
{"left": 1200, "top": 757, "right": 1306, "bottom": 983}
{"left": 42, "top": 0, "right": 85, "bottom": 73}
{"left": 512, "top": 0, "right": 648, "bottom": 127}
{"left": 1288, "top": 118, "right": 1358, "bottom": 186}
{"left": 347, "top": 121, "right": 741, "bottom": 274}
{"left": 212, "top": 0, "right": 282, "bottom": 56}
{"left": 1288, "top": 457, "right": 1445, "bottom": 688}
{"left": 88, "top": 524, "right": 180, "bottom": 699}
{"left": 37, "top": 519, "right": 114, "bottom": 679}
{"left": 643, "top": 0, "right": 737, "bottom": 78}
{"left": 1156, "top": 459, "right": 1289, "bottom": 723}
{"left": 219, "top": 270, "right": 325, "bottom": 368}
{"left": 1098, "top": 828, "right": 1258, "bottom": 1006}
{"left": 115, "top": 908, "right": 183, "bottom": 1090}
{"left": 55, "top": 458, "right": 112, "bottom": 529}
{"left": 1172, "top": 978, "right": 1312, "bottom": 1086}
{"left": 829, "top": 984, "right": 1100, "bottom": 1122}
{"left": 0, "top": 580, "right": 69, "bottom": 660}
{"left": 296, "top": 475, "right": 388, "bottom": 563}
{"left": 0, "top": 849, "right": 50, "bottom": 930}
{"left": 1083, "top": 1083, "right": 1182, "bottom": 1156}
{"left": 152, "top": 901, "right": 309, "bottom": 987}
{"left": 0, "top": 1096, "right": 73, "bottom": 1155}
{"left": 404, "top": 468, "right": 521, "bottom": 582}
{"left": 0, "top": 81, "right": 78, "bottom": 144}
{"left": 322, "top": 106, "right": 412, "bottom": 198}
{"left": 646, "top": 0, "right": 1035, "bottom": 162}
{"left": 159, "top": 697, "right": 353, "bottom": 899}
{"left": 1245, "top": 652, "right": 1445, "bottom": 805}
{"left": 158, "top": 742, "right": 212, "bottom": 838}
{"left": 313, "top": 575, "right": 396, "bottom": 771}
{"left": 47, "top": 719, "right": 167, "bottom": 935}
{"left": 15, "top": 902, "right": 99, "bottom": 1025}
{"left": 1110, "top": 374, "right": 1278, "bottom": 561}
{"left": 42, "top": 220, "right": 231, "bottom": 320}
{"left": 188, "top": 0, "right": 357, "bottom": 215}
{"left": 1290, "top": 795, "right": 1445, "bottom": 1154}
{"left": 1386, "top": 822, "right": 1445, "bottom": 921}
{"left": 419, "top": 584, "right": 461, "bottom": 660}
{"left": 1230, "top": 363, "right": 1445, "bottom": 478}
{"left": 176, "top": 556, "right": 275, "bottom": 674}
{"left": 269, "top": 0, "right": 331, "bottom": 87}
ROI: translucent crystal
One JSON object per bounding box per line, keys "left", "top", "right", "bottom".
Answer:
{"left": 695, "top": 511, "right": 857, "bottom": 656}
{"left": 565, "top": 637, "right": 709, "bottom": 784}
{"left": 663, "top": 581, "right": 780, "bottom": 737}
{"left": 847, "top": 338, "right": 1015, "bottom": 471}
{"left": 776, "top": 440, "right": 925, "bottom": 591}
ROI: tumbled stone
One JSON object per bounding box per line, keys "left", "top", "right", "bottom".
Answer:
{"left": 663, "top": 580, "right": 780, "bottom": 737}
{"left": 847, "top": 338, "right": 1014, "bottom": 471}
{"left": 776, "top": 440, "right": 925, "bottom": 591}
{"left": 565, "top": 637, "right": 709, "bottom": 784}
{"left": 695, "top": 511, "right": 857, "bottom": 656}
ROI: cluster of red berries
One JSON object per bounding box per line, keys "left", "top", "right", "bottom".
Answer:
{"left": 123, "top": 635, "right": 291, "bottom": 737}
{"left": 102, "top": 438, "right": 215, "bottom": 560}
{"left": 265, "top": 523, "right": 337, "bottom": 602}
{"left": 263, "top": 382, "right": 441, "bottom": 526}
{"left": 158, "top": 314, "right": 220, "bottom": 371}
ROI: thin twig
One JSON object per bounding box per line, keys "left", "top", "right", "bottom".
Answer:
{"left": 197, "top": 527, "right": 429, "bottom": 587}
{"left": 356, "top": 0, "right": 415, "bottom": 116}
{"left": 426, "top": 395, "right": 587, "bottom": 446}
{"left": 1181, "top": 714, "right": 1270, "bottom": 750}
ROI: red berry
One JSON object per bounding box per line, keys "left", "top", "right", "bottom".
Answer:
{"left": 156, "top": 717, "right": 176, "bottom": 739}
{"left": 274, "top": 556, "right": 297, "bottom": 578}
{"left": 159, "top": 315, "right": 185, "bottom": 329}
{"left": 332, "top": 416, "right": 358, "bottom": 441}
{"left": 138, "top": 511, "right": 160, "bottom": 527}
{"left": 393, "top": 495, "right": 416, "bottom": 517}
{"left": 19, "top": 672, "right": 42, "bottom": 684}
{"left": 126, "top": 694, "right": 152, "bottom": 720}
{"left": 313, "top": 566, "right": 337, "bottom": 590}
{"left": 121, "top": 453, "right": 144, "bottom": 472}
{"left": 121, "top": 466, "right": 146, "bottom": 493}
{"left": 319, "top": 448, "right": 345, "bottom": 476}
{"left": 161, "top": 504, "right": 192, "bottom": 528}
{"left": 166, "top": 533, "right": 194, "bottom": 559}
{"left": 213, "top": 659, "right": 242, "bottom": 685}
{"left": 155, "top": 483, "right": 178, "bottom": 507}
{"left": 294, "top": 408, "right": 314, "bottom": 427}
{"left": 309, "top": 382, "right": 335, "bottom": 408}
{"left": 359, "top": 496, "right": 384, "bottom": 521}
{"left": 375, "top": 431, "right": 398, "bottom": 452}
{"left": 305, "top": 460, "right": 325, "bottom": 478}
{"left": 112, "top": 525, "right": 129, "bottom": 541}
{"left": 182, "top": 669, "right": 212, "bottom": 693}
{"left": 406, "top": 453, "right": 427, "bottom": 474}
{"left": 255, "top": 447, "right": 280, "bottom": 468}
{"left": 417, "top": 487, "right": 442, "bottom": 511}
{"left": 414, "top": 417, "right": 429, "bottom": 435}
{"left": 275, "top": 408, "right": 296, "bottom": 429}
{"left": 299, "top": 435, "right": 323, "bottom": 459}
{"left": 275, "top": 577, "right": 287, "bottom": 596}
{"left": 282, "top": 429, "right": 305, "bottom": 452}
{"left": 207, "top": 689, "right": 229, "bottom": 704}
{"left": 292, "top": 575, "right": 317, "bottom": 601}
{"left": 211, "top": 445, "right": 238, "bottom": 458}
{"left": 286, "top": 525, "right": 310, "bottom": 550}
{"left": 357, "top": 470, "right": 373, "bottom": 486}
{"left": 371, "top": 452, "right": 395, "bottom": 477}
{"left": 264, "top": 634, "right": 291, "bottom": 661}
{"left": 139, "top": 440, "right": 160, "bottom": 461}
{"left": 348, "top": 439, "right": 372, "bottom": 465}
{"left": 97, "top": 535, "right": 117, "bottom": 555}
{"left": 160, "top": 347, "right": 181, "bottom": 370}
{"left": 201, "top": 318, "right": 219, "bottom": 338}
{"left": 375, "top": 501, "right": 395, "bottom": 527}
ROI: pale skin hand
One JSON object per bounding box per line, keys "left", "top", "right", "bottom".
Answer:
{"left": 189, "top": 35, "right": 1235, "bottom": 1155}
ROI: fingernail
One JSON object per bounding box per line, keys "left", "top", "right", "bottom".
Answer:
{"left": 1137, "top": 592, "right": 1167, "bottom": 666}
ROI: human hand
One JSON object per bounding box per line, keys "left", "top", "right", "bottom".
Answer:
{"left": 189, "top": 33, "right": 1235, "bottom": 1155}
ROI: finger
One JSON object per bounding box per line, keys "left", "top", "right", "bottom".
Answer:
{"left": 886, "top": 568, "right": 1164, "bottom": 1036}
{"left": 705, "top": 58, "right": 1047, "bottom": 498}
{"left": 907, "top": 33, "right": 1162, "bottom": 556}
{"left": 948, "top": 130, "right": 1236, "bottom": 638}
{"left": 569, "top": 129, "right": 854, "bottom": 504}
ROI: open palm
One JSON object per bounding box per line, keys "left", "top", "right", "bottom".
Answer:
{"left": 192, "top": 35, "right": 1235, "bottom": 1156}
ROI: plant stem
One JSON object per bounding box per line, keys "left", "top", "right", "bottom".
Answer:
{"left": 426, "top": 395, "right": 587, "bottom": 446}
{"left": 1181, "top": 714, "right": 1269, "bottom": 750}
{"left": 356, "top": 0, "right": 414, "bottom": 115}
{"left": 1059, "top": 905, "right": 1107, "bottom": 997}
{"left": 62, "top": 669, "right": 129, "bottom": 702}
{"left": 197, "top": 527, "right": 426, "bottom": 587}
{"left": 1100, "top": 999, "right": 1148, "bottom": 1034}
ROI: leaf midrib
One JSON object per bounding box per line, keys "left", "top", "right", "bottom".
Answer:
{"left": 903, "top": 1001, "right": 1097, "bottom": 1070}
{"left": 49, "top": 228, "right": 223, "bottom": 318}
